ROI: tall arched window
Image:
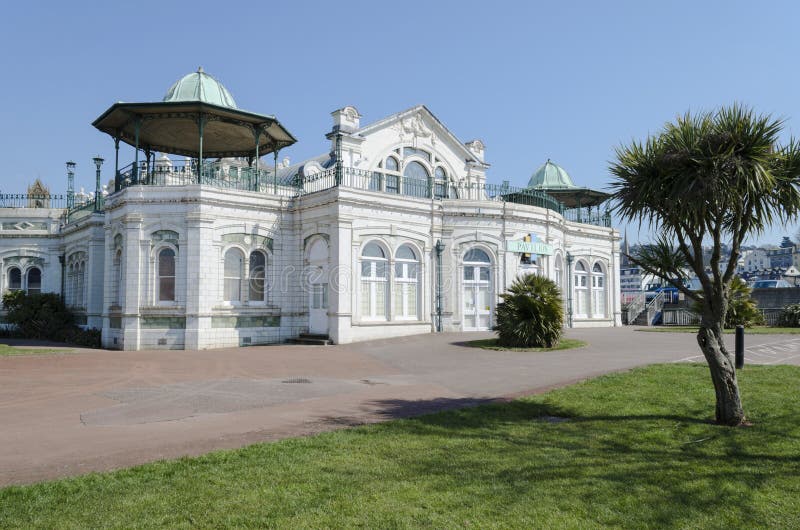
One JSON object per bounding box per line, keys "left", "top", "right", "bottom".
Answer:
{"left": 7, "top": 267, "right": 21, "bottom": 292}
{"left": 248, "top": 250, "right": 267, "bottom": 302}
{"left": 403, "top": 160, "right": 429, "bottom": 198}
{"left": 394, "top": 245, "right": 420, "bottom": 319}
{"left": 463, "top": 248, "right": 492, "bottom": 330}
{"left": 573, "top": 261, "right": 588, "bottom": 318}
{"left": 224, "top": 248, "right": 244, "bottom": 302}
{"left": 361, "top": 242, "right": 388, "bottom": 319}
{"left": 434, "top": 167, "right": 448, "bottom": 199}
{"left": 157, "top": 248, "right": 176, "bottom": 302}
{"left": 77, "top": 262, "right": 86, "bottom": 308}
{"left": 66, "top": 264, "right": 75, "bottom": 305}
{"left": 26, "top": 267, "right": 41, "bottom": 294}
{"left": 592, "top": 262, "right": 606, "bottom": 318}
{"left": 384, "top": 156, "right": 400, "bottom": 194}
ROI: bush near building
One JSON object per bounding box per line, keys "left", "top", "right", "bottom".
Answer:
{"left": 1, "top": 291, "right": 100, "bottom": 348}
{"left": 493, "top": 274, "right": 563, "bottom": 348}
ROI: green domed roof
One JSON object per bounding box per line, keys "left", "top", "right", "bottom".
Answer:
{"left": 163, "top": 67, "right": 237, "bottom": 109}
{"left": 527, "top": 159, "right": 577, "bottom": 189}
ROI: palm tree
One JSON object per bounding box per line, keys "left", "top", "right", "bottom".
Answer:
{"left": 610, "top": 105, "right": 800, "bottom": 426}
{"left": 493, "top": 274, "right": 563, "bottom": 348}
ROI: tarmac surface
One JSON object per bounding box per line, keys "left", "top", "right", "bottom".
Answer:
{"left": 1, "top": 327, "right": 798, "bottom": 487}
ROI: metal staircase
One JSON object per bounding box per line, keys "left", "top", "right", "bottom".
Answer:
{"left": 624, "top": 291, "right": 665, "bottom": 326}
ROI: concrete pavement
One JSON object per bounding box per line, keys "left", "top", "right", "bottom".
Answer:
{"left": 0, "top": 327, "right": 796, "bottom": 486}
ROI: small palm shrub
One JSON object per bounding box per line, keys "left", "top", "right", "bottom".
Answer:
{"left": 691, "top": 277, "right": 764, "bottom": 328}
{"left": 493, "top": 274, "right": 563, "bottom": 348}
{"left": 779, "top": 304, "right": 800, "bottom": 327}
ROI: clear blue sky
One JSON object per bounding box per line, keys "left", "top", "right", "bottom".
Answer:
{"left": 1, "top": 0, "right": 797, "bottom": 246}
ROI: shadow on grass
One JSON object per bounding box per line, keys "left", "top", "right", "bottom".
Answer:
{"left": 350, "top": 395, "right": 800, "bottom": 527}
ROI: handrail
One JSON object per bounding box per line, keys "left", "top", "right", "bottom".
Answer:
{"left": 624, "top": 292, "right": 647, "bottom": 324}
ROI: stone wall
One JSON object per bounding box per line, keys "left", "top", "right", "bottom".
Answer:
{"left": 751, "top": 288, "right": 800, "bottom": 309}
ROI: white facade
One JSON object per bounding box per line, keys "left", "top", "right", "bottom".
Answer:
{"left": 1, "top": 104, "right": 621, "bottom": 349}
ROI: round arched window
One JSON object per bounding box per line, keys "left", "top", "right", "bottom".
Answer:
{"left": 395, "top": 245, "right": 419, "bottom": 319}
{"left": 361, "top": 242, "right": 388, "bottom": 319}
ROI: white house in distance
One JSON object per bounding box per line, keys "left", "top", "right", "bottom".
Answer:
{"left": 0, "top": 69, "right": 621, "bottom": 350}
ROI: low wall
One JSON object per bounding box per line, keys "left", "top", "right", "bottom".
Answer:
{"left": 751, "top": 288, "right": 800, "bottom": 309}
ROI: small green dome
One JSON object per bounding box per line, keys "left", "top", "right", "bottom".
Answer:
{"left": 163, "top": 67, "right": 237, "bottom": 109}
{"left": 527, "top": 159, "right": 577, "bottom": 189}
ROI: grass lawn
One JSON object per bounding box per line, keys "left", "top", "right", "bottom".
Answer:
{"left": 2, "top": 364, "right": 800, "bottom": 528}
{"left": 466, "top": 337, "right": 587, "bottom": 352}
{"left": 0, "top": 344, "right": 66, "bottom": 356}
{"left": 638, "top": 326, "right": 800, "bottom": 334}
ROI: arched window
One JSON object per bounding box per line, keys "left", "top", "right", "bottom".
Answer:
{"left": 66, "top": 264, "right": 74, "bottom": 306}
{"left": 112, "top": 250, "right": 122, "bottom": 305}
{"left": 592, "top": 262, "right": 606, "bottom": 318}
{"left": 394, "top": 245, "right": 420, "bottom": 319}
{"left": 434, "top": 167, "right": 447, "bottom": 199}
{"left": 403, "top": 161, "right": 429, "bottom": 197}
{"left": 463, "top": 248, "right": 492, "bottom": 330}
{"left": 360, "top": 242, "right": 388, "bottom": 319}
{"left": 554, "top": 255, "right": 563, "bottom": 291}
{"left": 223, "top": 248, "right": 244, "bottom": 302}
{"left": 248, "top": 250, "right": 267, "bottom": 302}
{"left": 157, "top": 248, "right": 176, "bottom": 302}
{"left": 384, "top": 156, "right": 400, "bottom": 194}
{"left": 7, "top": 267, "right": 21, "bottom": 292}
{"left": 573, "top": 261, "right": 588, "bottom": 318}
{"left": 77, "top": 262, "right": 86, "bottom": 308}
{"left": 26, "top": 267, "right": 41, "bottom": 294}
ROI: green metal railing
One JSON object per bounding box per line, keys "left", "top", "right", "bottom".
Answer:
{"left": 66, "top": 199, "right": 96, "bottom": 222}
{"left": 104, "top": 161, "right": 612, "bottom": 228}
{"left": 0, "top": 193, "right": 68, "bottom": 209}
{"left": 115, "top": 162, "right": 295, "bottom": 196}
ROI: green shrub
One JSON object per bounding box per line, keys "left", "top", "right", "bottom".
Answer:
{"left": 493, "top": 274, "right": 563, "bottom": 348}
{"left": 56, "top": 326, "right": 102, "bottom": 348}
{"left": 2, "top": 291, "right": 74, "bottom": 338}
{"left": 779, "top": 304, "right": 800, "bottom": 327}
{"left": 1, "top": 291, "right": 101, "bottom": 347}
{"left": 691, "top": 277, "right": 764, "bottom": 328}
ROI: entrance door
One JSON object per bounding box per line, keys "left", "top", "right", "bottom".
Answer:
{"left": 463, "top": 249, "right": 492, "bottom": 330}
{"left": 309, "top": 282, "right": 328, "bottom": 334}
{"left": 307, "top": 238, "right": 329, "bottom": 335}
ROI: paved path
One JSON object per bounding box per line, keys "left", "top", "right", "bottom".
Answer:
{"left": 0, "top": 328, "right": 796, "bottom": 486}
{"left": 675, "top": 335, "right": 800, "bottom": 365}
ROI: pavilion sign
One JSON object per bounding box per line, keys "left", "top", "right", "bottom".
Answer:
{"left": 505, "top": 239, "right": 554, "bottom": 255}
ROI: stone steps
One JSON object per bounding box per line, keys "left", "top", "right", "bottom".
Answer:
{"left": 287, "top": 333, "right": 331, "bottom": 346}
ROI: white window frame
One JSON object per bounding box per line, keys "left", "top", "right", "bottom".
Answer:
{"left": 155, "top": 246, "right": 177, "bottom": 304}
{"left": 394, "top": 245, "right": 420, "bottom": 320}
{"left": 360, "top": 242, "right": 388, "bottom": 320}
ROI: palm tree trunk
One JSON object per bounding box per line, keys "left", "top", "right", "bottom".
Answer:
{"left": 697, "top": 322, "right": 745, "bottom": 426}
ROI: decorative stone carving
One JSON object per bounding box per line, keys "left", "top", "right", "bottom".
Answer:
{"left": 2, "top": 221, "right": 47, "bottom": 231}
{"left": 401, "top": 113, "right": 431, "bottom": 139}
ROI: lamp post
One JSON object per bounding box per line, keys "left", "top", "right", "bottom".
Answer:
{"left": 93, "top": 155, "right": 104, "bottom": 211}
{"left": 434, "top": 239, "right": 445, "bottom": 332}
{"left": 66, "top": 161, "right": 76, "bottom": 209}
{"left": 566, "top": 252, "right": 574, "bottom": 328}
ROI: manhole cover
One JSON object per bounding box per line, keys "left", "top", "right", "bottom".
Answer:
{"left": 282, "top": 377, "right": 312, "bottom": 384}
